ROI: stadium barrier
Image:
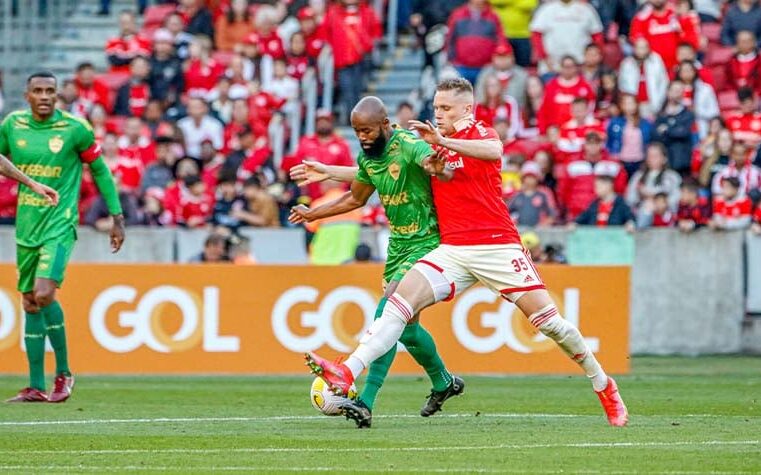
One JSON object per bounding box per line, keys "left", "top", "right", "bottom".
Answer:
{"left": 0, "top": 264, "right": 630, "bottom": 375}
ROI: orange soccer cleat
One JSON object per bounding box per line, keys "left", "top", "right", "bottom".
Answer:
{"left": 595, "top": 377, "right": 628, "bottom": 427}
{"left": 304, "top": 352, "right": 355, "bottom": 396}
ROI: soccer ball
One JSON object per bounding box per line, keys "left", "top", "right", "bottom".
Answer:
{"left": 310, "top": 376, "right": 357, "bottom": 416}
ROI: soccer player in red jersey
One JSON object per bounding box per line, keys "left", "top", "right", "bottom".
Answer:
{"left": 305, "top": 78, "right": 628, "bottom": 427}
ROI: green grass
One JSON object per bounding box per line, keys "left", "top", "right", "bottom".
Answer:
{"left": 0, "top": 356, "right": 760, "bottom": 474}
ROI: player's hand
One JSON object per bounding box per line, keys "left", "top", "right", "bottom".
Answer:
{"left": 422, "top": 150, "right": 448, "bottom": 176}
{"left": 288, "top": 204, "right": 313, "bottom": 224}
{"left": 110, "top": 214, "right": 126, "bottom": 253}
{"left": 409, "top": 120, "right": 445, "bottom": 146}
{"left": 29, "top": 182, "right": 59, "bottom": 206}
{"left": 290, "top": 160, "right": 330, "bottom": 187}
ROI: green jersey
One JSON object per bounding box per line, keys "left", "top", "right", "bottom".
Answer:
{"left": 0, "top": 109, "right": 101, "bottom": 247}
{"left": 355, "top": 127, "right": 439, "bottom": 242}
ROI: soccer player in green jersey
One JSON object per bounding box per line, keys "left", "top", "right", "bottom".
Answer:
{"left": 0, "top": 72, "right": 125, "bottom": 403}
{"left": 289, "top": 97, "right": 464, "bottom": 428}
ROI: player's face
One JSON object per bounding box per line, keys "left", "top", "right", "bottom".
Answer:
{"left": 433, "top": 89, "right": 473, "bottom": 136}
{"left": 351, "top": 114, "right": 389, "bottom": 157}
{"left": 25, "top": 77, "right": 57, "bottom": 118}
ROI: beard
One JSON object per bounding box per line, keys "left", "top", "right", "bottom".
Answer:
{"left": 316, "top": 126, "right": 333, "bottom": 137}
{"left": 363, "top": 130, "right": 388, "bottom": 158}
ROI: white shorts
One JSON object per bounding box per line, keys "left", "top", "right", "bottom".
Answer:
{"left": 417, "top": 244, "right": 546, "bottom": 303}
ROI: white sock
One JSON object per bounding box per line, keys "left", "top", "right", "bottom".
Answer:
{"left": 529, "top": 305, "right": 608, "bottom": 391}
{"left": 350, "top": 293, "right": 411, "bottom": 372}
{"left": 343, "top": 356, "right": 365, "bottom": 378}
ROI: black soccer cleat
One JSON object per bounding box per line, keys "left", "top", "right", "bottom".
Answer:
{"left": 340, "top": 398, "right": 373, "bottom": 429}
{"left": 420, "top": 375, "right": 465, "bottom": 417}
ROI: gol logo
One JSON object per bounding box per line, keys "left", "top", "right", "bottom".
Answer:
{"left": 272, "top": 286, "right": 377, "bottom": 352}
{"left": 89, "top": 285, "right": 239, "bottom": 353}
{"left": 451, "top": 287, "right": 599, "bottom": 354}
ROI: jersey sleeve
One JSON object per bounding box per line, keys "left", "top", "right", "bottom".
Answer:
{"left": 75, "top": 118, "right": 102, "bottom": 164}
{"left": 0, "top": 116, "right": 10, "bottom": 156}
{"left": 354, "top": 159, "right": 372, "bottom": 184}
{"left": 408, "top": 137, "right": 434, "bottom": 166}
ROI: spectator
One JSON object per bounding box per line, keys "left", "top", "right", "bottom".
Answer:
{"left": 297, "top": 6, "right": 327, "bottom": 60}
{"left": 164, "top": 12, "right": 194, "bottom": 60}
{"left": 253, "top": 6, "right": 287, "bottom": 60}
{"left": 596, "top": 71, "right": 620, "bottom": 120}
{"left": 177, "top": 175, "right": 214, "bottom": 228}
{"left": 709, "top": 176, "right": 753, "bottom": 230}
{"left": 694, "top": 0, "right": 722, "bottom": 23}
{"left": 57, "top": 80, "right": 89, "bottom": 118}
{"left": 263, "top": 59, "right": 300, "bottom": 110}
{"left": 556, "top": 97, "right": 605, "bottom": 162}
{"left": 724, "top": 87, "right": 761, "bottom": 149}
{"left": 211, "top": 174, "right": 247, "bottom": 232}
{"left": 142, "top": 187, "right": 171, "bottom": 226}
{"left": 652, "top": 81, "right": 696, "bottom": 175}
{"left": 226, "top": 53, "right": 256, "bottom": 85}
{"left": 475, "top": 75, "right": 522, "bottom": 132}
{"left": 105, "top": 10, "right": 151, "bottom": 73}
{"left": 675, "top": 0, "right": 703, "bottom": 56}
{"left": 575, "top": 174, "right": 636, "bottom": 228}
{"left": 323, "top": 0, "right": 381, "bottom": 123}
{"left": 581, "top": 43, "right": 611, "bottom": 92}
{"left": 118, "top": 116, "right": 156, "bottom": 165}
{"left": 489, "top": 0, "right": 537, "bottom": 67}
{"left": 73, "top": 62, "right": 109, "bottom": 113}
{"left": 607, "top": 94, "right": 654, "bottom": 177}
{"left": 523, "top": 75, "right": 544, "bottom": 136}
{"left": 474, "top": 43, "right": 528, "bottom": 107}
{"left": 306, "top": 180, "right": 362, "bottom": 264}
{"left": 344, "top": 243, "right": 375, "bottom": 264}
{"left": 214, "top": 0, "right": 254, "bottom": 52}
{"left": 189, "top": 233, "right": 229, "bottom": 262}
{"left": 508, "top": 161, "right": 557, "bottom": 226}
{"left": 590, "top": 0, "right": 638, "bottom": 37}
{"left": 537, "top": 56, "right": 595, "bottom": 133}
{"left": 177, "top": 0, "right": 215, "bottom": 42}
{"left": 221, "top": 99, "right": 250, "bottom": 154}
{"left": 210, "top": 77, "right": 235, "bottom": 124}
{"left": 143, "top": 100, "right": 171, "bottom": 138}
{"left": 556, "top": 130, "right": 627, "bottom": 221}
{"left": 697, "top": 127, "right": 733, "bottom": 190}
{"left": 630, "top": 0, "right": 694, "bottom": 71}
{"left": 677, "top": 180, "right": 711, "bottom": 232}
{"left": 721, "top": 0, "right": 761, "bottom": 47}
{"left": 286, "top": 31, "right": 310, "bottom": 81}
{"left": 229, "top": 235, "right": 257, "bottom": 265}
{"left": 149, "top": 29, "right": 184, "bottom": 108}
{"left": 104, "top": 132, "right": 145, "bottom": 195}
{"left": 199, "top": 139, "right": 226, "bottom": 190}
{"left": 0, "top": 172, "right": 17, "bottom": 225}
{"left": 636, "top": 192, "right": 676, "bottom": 228}
{"left": 410, "top": 1, "right": 465, "bottom": 69}
{"left": 618, "top": 38, "right": 669, "bottom": 119}
{"left": 446, "top": 0, "right": 507, "bottom": 84}
{"left": 728, "top": 31, "right": 761, "bottom": 94}
{"left": 88, "top": 104, "right": 108, "bottom": 143}
{"left": 675, "top": 60, "right": 719, "bottom": 138}
{"left": 711, "top": 142, "right": 761, "bottom": 197}
{"left": 113, "top": 56, "right": 151, "bottom": 117}
{"left": 184, "top": 35, "right": 225, "bottom": 101}
{"left": 529, "top": 0, "right": 603, "bottom": 74}
{"left": 225, "top": 125, "right": 272, "bottom": 181}
{"left": 237, "top": 177, "right": 281, "bottom": 227}
{"left": 674, "top": 43, "right": 714, "bottom": 87}
{"left": 395, "top": 102, "right": 417, "bottom": 130}
{"left": 141, "top": 136, "right": 178, "bottom": 195}
{"left": 177, "top": 97, "right": 224, "bottom": 159}
{"left": 625, "top": 142, "right": 683, "bottom": 212}
{"left": 85, "top": 175, "right": 142, "bottom": 230}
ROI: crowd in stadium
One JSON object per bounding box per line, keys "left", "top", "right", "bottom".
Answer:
{"left": 2, "top": 0, "right": 761, "bottom": 249}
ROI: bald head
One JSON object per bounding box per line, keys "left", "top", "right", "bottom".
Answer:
{"left": 351, "top": 96, "right": 388, "bottom": 123}
{"left": 351, "top": 96, "right": 392, "bottom": 157}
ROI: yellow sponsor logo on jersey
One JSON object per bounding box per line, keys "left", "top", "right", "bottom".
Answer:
{"left": 17, "top": 191, "right": 54, "bottom": 207}
{"left": 18, "top": 164, "right": 62, "bottom": 178}
{"left": 389, "top": 222, "right": 420, "bottom": 235}
{"left": 380, "top": 191, "right": 409, "bottom": 207}
{"left": 16, "top": 139, "right": 27, "bottom": 148}
{"left": 48, "top": 135, "right": 64, "bottom": 153}
{"left": 388, "top": 162, "right": 401, "bottom": 181}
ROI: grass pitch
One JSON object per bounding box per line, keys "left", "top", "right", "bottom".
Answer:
{"left": 0, "top": 356, "right": 759, "bottom": 474}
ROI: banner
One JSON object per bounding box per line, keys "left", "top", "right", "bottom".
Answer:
{"left": 0, "top": 264, "right": 630, "bottom": 374}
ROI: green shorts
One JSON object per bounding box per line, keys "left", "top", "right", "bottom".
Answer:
{"left": 383, "top": 236, "right": 440, "bottom": 284}
{"left": 16, "top": 230, "right": 76, "bottom": 293}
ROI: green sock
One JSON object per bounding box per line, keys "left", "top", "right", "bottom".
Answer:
{"left": 24, "top": 312, "right": 47, "bottom": 391}
{"left": 399, "top": 321, "right": 453, "bottom": 392}
{"left": 42, "top": 301, "right": 70, "bottom": 376}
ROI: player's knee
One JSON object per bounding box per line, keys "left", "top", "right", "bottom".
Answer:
{"left": 411, "top": 262, "right": 454, "bottom": 303}
{"left": 527, "top": 305, "right": 566, "bottom": 339}
{"left": 33, "top": 288, "right": 55, "bottom": 308}
{"left": 22, "top": 297, "right": 40, "bottom": 314}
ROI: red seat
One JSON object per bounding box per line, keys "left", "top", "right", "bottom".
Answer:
{"left": 719, "top": 90, "right": 740, "bottom": 112}
{"left": 705, "top": 46, "right": 734, "bottom": 67}
{"left": 703, "top": 22, "right": 722, "bottom": 45}
{"left": 143, "top": 4, "right": 175, "bottom": 29}
{"left": 710, "top": 65, "right": 729, "bottom": 92}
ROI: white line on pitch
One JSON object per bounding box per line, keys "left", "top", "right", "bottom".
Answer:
{"left": 0, "top": 440, "right": 757, "bottom": 455}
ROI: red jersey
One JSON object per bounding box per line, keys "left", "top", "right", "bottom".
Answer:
{"left": 677, "top": 201, "right": 710, "bottom": 225}
{"left": 713, "top": 195, "right": 752, "bottom": 220}
{"left": 110, "top": 154, "right": 145, "bottom": 193}
{"left": 629, "top": 5, "right": 685, "bottom": 70}
{"left": 122, "top": 83, "right": 151, "bottom": 117}
{"left": 222, "top": 121, "right": 248, "bottom": 155}
{"left": 323, "top": 3, "right": 381, "bottom": 69}
{"left": 74, "top": 78, "right": 110, "bottom": 111}
{"left": 118, "top": 135, "right": 157, "bottom": 166}
{"left": 104, "top": 34, "right": 152, "bottom": 73}
{"left": 556, "top": 154, "right": 627, "bottom": 220}
{"left": 0, "top": 175, "right": 17, "bottom": 219}
{"left": 184, "top": 58, "right": 225, "bottom": 98}
{"left": 286, "top": 55, "right": 310, "bottom": 81}
{"left": 754, "top": 204, "right": 761, "bottom": 224}
{"left": 652, "top": 210, "right": 675, "bottom": 227}
{"left": 257, "top": 31, "right": 286, "bottom": 59}
{"left": 282, "top": 134, "right": 354, "bottom": 199}
{"left": 202, "top": 156, "right": 226, "bottom": 190}
{"left": 304, "top": 29, "right": 327, "bottom": 59}
{"left": 431, "top": 120, "right": 521, "bottom": 246}
{"left": 179, "top": 192, "right": 215, "bottom": 228}
{"left": 248, "top": 91, "right": 286, "bottom": 135}
{"left": 724, "top": 111, "right": 761, "bottom": 147}
{"left": 236, "top": 136, "right": 273, "bottom": 182}
{"left": 556, "top": 116, "right": 605, "bottom": 161}
{"left": 595, "top": 200, "right": 614, "bottom": 226}
{"left": 727, "top": 53, "right": 761, "bottom": 93}
{"left": 537, "top": 75, "right": 595, "bottom": 133}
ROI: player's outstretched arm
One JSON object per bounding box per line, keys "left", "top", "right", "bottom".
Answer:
{"left": 289, "top": 180, "right": 375, "bottom": 224}
{"left": 89, "top": 156, "right": 125, "bottom": 253}
{"left": 409, "top": 120, "right": 502, "bottom": 161}
{"left": 0, "top": 154, "right": 59, "bottom": 205}
{"left": 290, "top": 161, "right": 359, "bottom": 186}
{"left": 421, "top": 151, "right": 454, "bottom": 182}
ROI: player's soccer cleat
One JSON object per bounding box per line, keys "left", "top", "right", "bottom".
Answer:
{"left": 340, "top": 399, "right": 373, "bottom": 429}
{"left": 595, "top": 377, "right": 628, "bottom": 427}
{"left": 48, "top": 373, "right": 75, "bottom": 403}
{"left": 420, "top": 375, "right": 465, "bottom": 417}
{"left": 5, "top": 387, "right": 49, "bottom": 403}
{"left": 304, "top": 352, "right": 355, "bottom": 396}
